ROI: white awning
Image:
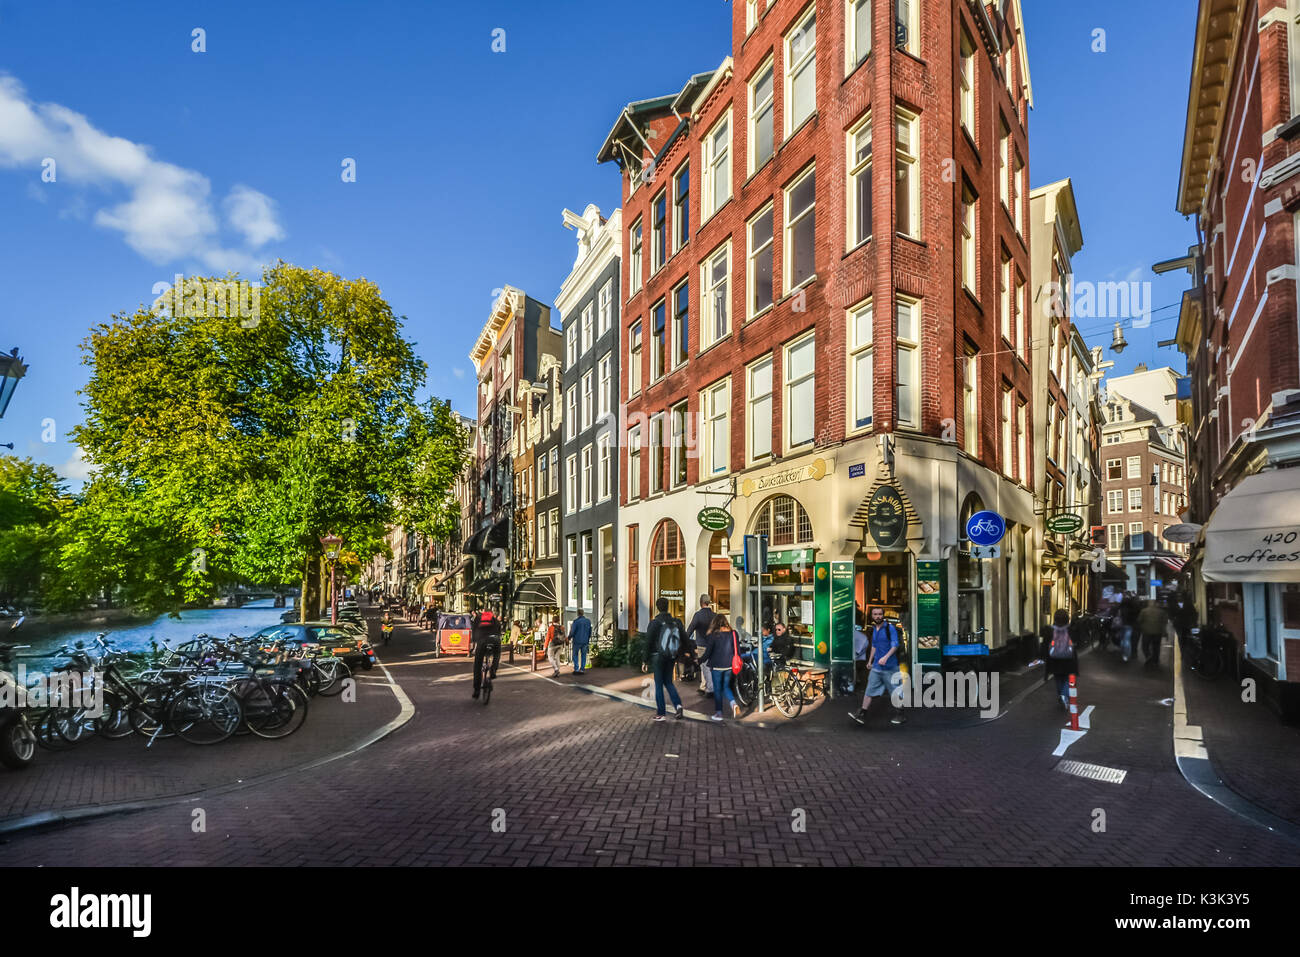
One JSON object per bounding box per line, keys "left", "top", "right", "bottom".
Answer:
{"left": 1202, "top": 468, "right": 1300, "bottom": 583}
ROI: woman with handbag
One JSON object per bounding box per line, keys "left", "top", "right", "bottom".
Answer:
{"left": 696, "top": 614, "right": 741, "bottom": 721}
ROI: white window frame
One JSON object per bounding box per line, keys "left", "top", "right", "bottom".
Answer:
{"left": 959, "top": 28, "right": 975, "bottom": 137}
{"left": 581, "top": 370, "right": 593, "bottom": 431}
{"left": 581, "top": 303, "right": 594, "bottom": 355}
{"left": 565, "top": 386, "right": 577, "bottom": 441}
{"left": 1016, "top": 399, "right": 1027, "bottom": 483}
{"left": 1108, "top": 524, "right": 1124, "bottom": 552}
{"left": 1128, "top": 487, "right": 1143, "bottom": 512}
{"left": 565, "top": 454, "right": 578, "bottom": 513}
{"left": 749, "top": 58, "right": 775, "bottom": 175}
{"left": 848, "top": 299, "right": 873, "bottom": 433}
{"left": 1129, "top": 522, "right": 1143, "bottom": 550}
{"left": 1126, "top": 455, "right": 1141, "bottom": 479}
{"left": 566, "top": 324, "right": 577, "bottom": 369}
{"left": 748, "top": 203, "right": 775, "bottom": 320}
{"left": 598, "top": 433, "right": 612, "bottom": 502}
{"left": 847, "top": 0, "right": 872, "bottom": 73}
{"left": 963, "top": 349, "right": 978, "bottom": 455}
{"left": 581, "top": 444, "right": 593, "bottom": 509}
{"left": 651, "top": 299, "right": 667, "bottom": 383}
{"left": 1106, "top": 458, "right": 1121, "bottom": 480}
{"left": 894, "top": 0, "right": 918, "bottom": 56}
{"left": 702, "top": 111, "right": 732, "bottom": 222}
{"left": 582, "top": 531, "right": 594, "bottom": 603}
{"left": 1000, "top": 254, "right": 1011, "bottom": 342}
{"left": 1046, "top": 403, "right": 1057, "bottom": 464}
{"left": 629, "top": 219, "right": 643, "bottom": 295}
{"left": 598, "top": 279, "right": 613, "bottom": 334}
{"left": 748, "top": 355, "right": 774, "bottom": 464}
{"left": 702, "top": 378, "right": 731, "bottom": 478}
{"left": 896, "top": 296, "right": 920, "bottom": 429}
{"left": 894, "top": 108, "right": 919, "bottom": 238}
{"left": 701, "top": 240, "right": 730, "bottom": 350}
{"left": 784, "top": 163, "right": 817, "bottom": 293}
{"left": 670, "top": 401, "right": 689, "bottom": 489}
{"left": 673, "top": 162, "right": 690, "bottom": 253}
{"left": 784, "top": 332, "right": 816, "bottom": 453}
{"left": 960, "top": 181, "right": 976, "bottom": 293}
{"left": 785, "top": 5, "right": 818, "bottom": 135}
{"left": 999, "top": 120, "right": 1010, "bottom": 207}
{"left": 537, "top": 515, "right": 547, "bottom": 558}
{"left": 628, "top": 321, "right": 642, "bottom": 397}
{"left": 628, "top": 425, "right": 642, "bottom": 501}
{"left": 651, "top": 188, "right": 667, "bottom": 274}
{"left": 847, "top": 113, "right": 873, "bottom": 250}
{"left": 650, "top": 413, "right": 665, "bottom": 494}
{"left": 566, "top": 536, "right": 578, "bottom": 605}
{"left": 550, "top": 448, "right": 559, "bottom": 495}
{"left": 746, "top": 0, "right": 759, "bottom": 34}
{"left": 1108, "top": 490, "right": 1123, "bottom": 514}
{"left": 598, "top": 352, "right": 612, "bottom": 420}
{"left": 672, "top": 279, "right": 689, "bottom": 369}
{"left": 1001, "top": 386, "right": 1013, "bottom": 477}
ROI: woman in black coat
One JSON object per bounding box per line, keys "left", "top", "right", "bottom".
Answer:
{"left": 1040, "top": 608, "right": 1079, "bottom": 708}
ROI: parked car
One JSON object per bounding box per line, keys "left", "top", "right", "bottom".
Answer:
{"left": 250, "top": 622, "right": 375, "bottom": 670}
{"left": 435, "top": 613, "right": 472, "bottom": 657}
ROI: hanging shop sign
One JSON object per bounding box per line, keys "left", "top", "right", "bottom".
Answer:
{"left": 866, "top": 484, "right": 908, "bottom": 550}
{"left": 731, "top": 547, "right": 815, "bottom": 568}
{"left": 740, "top": 457, "right": 831, "bottom": 497}
{"left": 697, "top": 507, "right": 733, "bottom": 531}
{"left": 1045, "top": 513, "right": 1084, "bottom": 535}
{"left": 966, "top": 510, "right": 1006, "bottom": 547}
{"left": 1162, "top": 523, "right": 1201, "bottom": 544}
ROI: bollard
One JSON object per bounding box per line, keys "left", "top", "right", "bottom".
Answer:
{"left": 1068, "top": 674, "right": 1079, "bottom": 731}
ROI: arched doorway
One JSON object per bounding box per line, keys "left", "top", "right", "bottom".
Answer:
{"left": 651, "top": 519, "right": 686, "bottom": 621}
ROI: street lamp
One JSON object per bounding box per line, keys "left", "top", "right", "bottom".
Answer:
{"left": 0, "top": 348, "right": 28, "bottom": 422}
{"left": 321, "top": 532, "right": 343, "bottom": 624}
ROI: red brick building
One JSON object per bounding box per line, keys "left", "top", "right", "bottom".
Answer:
{"left": 599, "top": 0, "right": 1040, "bottom": 685}
{"left": 1173, "top": 0, "right": 1300, "bottom": 718}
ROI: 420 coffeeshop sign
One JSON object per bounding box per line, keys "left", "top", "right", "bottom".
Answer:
{"left": 865, "top": 485, "right": 908, "bottom": 550}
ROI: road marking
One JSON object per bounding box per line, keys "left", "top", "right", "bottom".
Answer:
{"left": 1057, "top": 760, "right": 1127, "bottom": 784}
{"left": 1052, "top": 728, "right": 1087, "bottom": 756}
{"left": 1078, "top": 704, "right": 1095, "bottom": 730}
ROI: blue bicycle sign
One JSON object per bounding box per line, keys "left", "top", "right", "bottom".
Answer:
{"left": 966, "top": 510, "right": 1006, "bottom": 547}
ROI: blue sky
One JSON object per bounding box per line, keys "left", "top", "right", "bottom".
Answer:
{"left": 0, "top": 0, "right": 1196, "bottom": 481}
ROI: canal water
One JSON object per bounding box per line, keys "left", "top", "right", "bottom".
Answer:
{"left": 8, "top": 600, "right": 292, "bottom": 667}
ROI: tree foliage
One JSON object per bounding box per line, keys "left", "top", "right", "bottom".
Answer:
{"left": 61, "top": 263, "right": 466, "bottom": 616}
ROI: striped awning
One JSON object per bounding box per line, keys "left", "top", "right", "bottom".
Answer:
{"left": 1159, "top": 556, "right": 1186, "bottom": 574}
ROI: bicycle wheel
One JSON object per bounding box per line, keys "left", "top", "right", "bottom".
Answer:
{"left": 243, "top": 681, "right": 309, "bottom": 740}
{"left": 733, "top": 666, "right": 757, "bottom": 708}
{"left": 316, "top": 659, "right": 351, "bottom": 697}
{"left": 772, "top": 672, "right": 804, "bottom": 718}
{"left": 128, "top": 683, "right": 177, "bottom": 739}
{"left": 168, "top": 685, "right": 243, "bottom": 745}
{"left": 480, "top": 661, "right": 493, "bottom": 705}
{"left": 93, "top": 692, "right": 134, "bottom": 739}
{"left": 33, "top": 712, "right": 75, "bottom": 751}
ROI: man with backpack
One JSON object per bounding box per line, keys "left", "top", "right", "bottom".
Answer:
{"left": 642, "top": 596, "right": 685, "bottom": 721}
{"left": 848, "top": 606, "right": 906, "bottom": 727}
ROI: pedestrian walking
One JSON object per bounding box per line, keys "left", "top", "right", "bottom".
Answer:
{"left": 684, "top": 594, "right": 715, "bottom": 695}
{"left": 1137, "top": 599, "right": 1169, "bottom": 666}
{"left": 544, "top": 617, "right": 565, "bottom": 677}
{"left": 568, "top": 608, "right": 592, "bottom": 674}
{"left": 642, "top": 597, "right": 686, "bottom": 721}
{"left": 1040, "top": 608, "right": 1078, "bottom": 708}
{"left": 849, "top": 606, "right": 906, "bottom": 726}
{"left": 695, "top": 614, "right": 742, "bottom": 721}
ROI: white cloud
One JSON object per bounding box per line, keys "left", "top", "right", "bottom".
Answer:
{"left": 224, "top": 184, "right": 286, "bottom": 248}
{"left": 57, "top": 447, "right": 95, "bottom": 482}
{"left": 452, "top": 367, "right": 465, "bottom": 379}
{"left": 0, "top": 74, "right": 285, "bottom": 274}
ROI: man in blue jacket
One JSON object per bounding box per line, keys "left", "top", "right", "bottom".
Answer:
{"left": 568, "top": 609, "right": 592, "bottom": 674}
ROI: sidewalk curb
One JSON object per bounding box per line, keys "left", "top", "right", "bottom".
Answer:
{"left": 0, "top": 660, "right": 415, "bottom": 838}
{"left": 1172, "top": 636, "right": 1300, "bottom": 847}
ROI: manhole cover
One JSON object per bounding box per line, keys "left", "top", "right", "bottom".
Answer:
{"left": 1056, "top": 760, "right": 1127, "bottom": 784}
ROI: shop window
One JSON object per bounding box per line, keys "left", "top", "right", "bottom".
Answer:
{"left": 651, "top": 519, "right": 686, "bottom": 621}
{"left": 708, "top": 530, "right": 732, "bottom": 616}
{"left": 957, "top": 494, "right": 986, "bottom": 641}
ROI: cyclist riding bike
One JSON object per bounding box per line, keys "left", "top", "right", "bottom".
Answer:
{"left": 471, "top": 610, "right": 502, "bottom": 700}
{"left": 380, "top": 612, "right": 395, "bottom": 646}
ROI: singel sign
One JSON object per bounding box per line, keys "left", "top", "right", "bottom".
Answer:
{"left": 866, "top": 485, "right": 907, "bottom": 550}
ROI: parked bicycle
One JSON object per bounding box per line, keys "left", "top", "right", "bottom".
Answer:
{"left": 1183, "top": 622, "right": 1234, "bottom": 680}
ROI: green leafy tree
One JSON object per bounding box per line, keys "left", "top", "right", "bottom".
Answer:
{"left": 66, "top": 263, "right": 465, "bottom": 617}
{"left": 0, "top": 457, "right": 71, "bottom": 608}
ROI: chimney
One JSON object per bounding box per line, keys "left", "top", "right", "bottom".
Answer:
{"left": 1134, "top": 362, "right": 1148, "bottom": 372}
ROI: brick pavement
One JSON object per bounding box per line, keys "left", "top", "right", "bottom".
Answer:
{"left": 0, "top": 611, "right": 407, "bottom": 829}
{"left": 1, "top": 623, "right": 1296, "bottom": 866}
{"left": 1181, "top": 647, "right": 1300, "bottom": 828}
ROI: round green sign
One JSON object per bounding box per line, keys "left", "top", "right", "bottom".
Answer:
{"left": 1046, "top": 513, "right": 1084, "bottom": 534}
{"left": 697, "top": 507, "right": 732, "bottom": 531}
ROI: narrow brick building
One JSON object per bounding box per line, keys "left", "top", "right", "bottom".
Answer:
{"left": 599, "top": 0, "right": 1039, "bottom": 689}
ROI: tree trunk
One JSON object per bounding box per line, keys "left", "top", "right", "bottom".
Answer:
{"left": 301, "top": 553, "right": 323, "bottom": 622}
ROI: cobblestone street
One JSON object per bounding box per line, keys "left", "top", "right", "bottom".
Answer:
{"left": 2, "top": 624, "right": 1295, "bottom": 867}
